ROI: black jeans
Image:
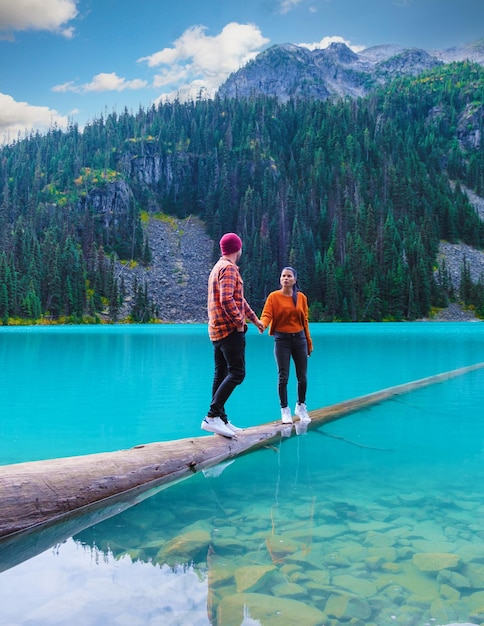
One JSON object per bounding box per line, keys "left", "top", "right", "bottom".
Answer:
{"left": 274, "top": 330, "right": 308, "bottom": 408}
{"left": 208, "top": 330, "right": 246, "bottom": 418}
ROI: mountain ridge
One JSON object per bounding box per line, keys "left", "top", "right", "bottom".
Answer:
{"left": 218, "top": 40, "right": 484, "bottom": 101}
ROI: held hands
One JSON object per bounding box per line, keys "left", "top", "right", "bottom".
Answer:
{"left": 255, "top": 318, "right": 265, "bottom": 333}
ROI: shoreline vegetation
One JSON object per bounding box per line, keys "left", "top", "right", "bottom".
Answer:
{"left": 1, "top": 214, "right": 483, "bottom": 326}
{"left": 0, "top": 302, "right": 480, "bottom": 326}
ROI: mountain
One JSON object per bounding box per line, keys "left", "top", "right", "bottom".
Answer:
{"left": 0, "top": 61, "right": 483, "bottom": 324}
{"left": 218, "top": 40, "right": 484, "bottom": 102}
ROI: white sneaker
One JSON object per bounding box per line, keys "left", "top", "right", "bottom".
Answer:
{"left": 281, "top": 407, "right": 293, "bottom": 424}
{"left": 225, "top": 421, "right": 242, "bottom": 433}
{"left": 295, "top": 402, "right": 311, "bottom": 423}
{"left": 201, "top": 416, "right": 235, "bottom": 437}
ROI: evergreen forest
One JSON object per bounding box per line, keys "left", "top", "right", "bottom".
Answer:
{"left": 0, "top": 61, "right": 483, "bottom": 324}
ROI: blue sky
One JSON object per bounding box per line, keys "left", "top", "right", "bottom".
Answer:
{"left": 0, "top": 0, "right": 483, "bottom": 142}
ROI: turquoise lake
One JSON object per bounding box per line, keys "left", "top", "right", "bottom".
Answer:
{"left": 1, "top": 323, "right": 484, "bottom": 625}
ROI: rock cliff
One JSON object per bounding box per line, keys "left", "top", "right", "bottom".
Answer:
{"left": 116, "top": 216, "right": 214, "bottom": 323}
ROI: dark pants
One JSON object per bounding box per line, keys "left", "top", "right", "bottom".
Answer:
{"left": 208, "top": 330, "right": 246, "bottom": 418}
{"left": 274, "top": 330, "right": 308, "bottom": 408}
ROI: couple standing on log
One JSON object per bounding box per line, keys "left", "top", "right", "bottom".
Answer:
{"left": 201, "top": 232, "right": 313, "bottom": 438}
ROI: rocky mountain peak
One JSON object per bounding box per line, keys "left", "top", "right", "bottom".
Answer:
{"left": 218, "top": 40, "right": 484, "bottom": 102}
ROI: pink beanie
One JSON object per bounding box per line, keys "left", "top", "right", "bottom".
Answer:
{"left": 220, "top": 233, "right": 242, "bottom": 255}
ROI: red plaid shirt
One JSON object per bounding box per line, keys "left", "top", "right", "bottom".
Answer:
{"left": 207, "top": 258, "right": 258, "bottom": 341}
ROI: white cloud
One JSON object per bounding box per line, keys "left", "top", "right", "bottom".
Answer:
{"left": 139, "top": 22, "right": 270, "bottom": 102}
{"left": 53, "top": 72, "right": 148, "bottom": 94}
{"left": 299, "top": 35, "right": 365, "bottom": 53}
{"left": 0, "top": 0, "right": 78, "bottom": 38}
{"left": 279, "top": 0, "right": 303, "bottom": 15}
{"left": 0, "top": 539, "right": 210, "bottom": 625}
{"left": 0, "top": 92, "right": 68, "bottom": 143}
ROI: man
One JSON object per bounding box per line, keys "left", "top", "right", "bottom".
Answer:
{"left": 201, "top": 233, "right": 264, "bottom": 437}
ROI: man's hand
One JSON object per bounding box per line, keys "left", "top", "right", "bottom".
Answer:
{"left": 255, "top": 319, "right": 265, "bottom": 333}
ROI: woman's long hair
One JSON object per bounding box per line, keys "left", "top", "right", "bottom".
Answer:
{"left": 282, "top": 266, "right": 299, "bottom": 307}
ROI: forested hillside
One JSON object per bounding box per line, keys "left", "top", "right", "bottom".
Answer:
{"left": 0, "top": 61, "right": 483, "bottom": 323}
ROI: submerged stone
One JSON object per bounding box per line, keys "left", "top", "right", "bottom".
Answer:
{"left": 301, "top": 523, "right": 347, "bottom": 539}
{"left": 347, "top": 520, "right": 392, "bottom": 533}
{"left": 398, "top": 491, "right": 427, "bottom": 505}
{"left": 155, "top": 528, "right": 211, "bottom": 564}
{"left": 286, "top": 547, "right": 330, "bottom": 569}
{"left": 412, "top": 552, "right": 461, "bottom": 572}
{"left": 305, "top": 569, "right": 331, "bottom": 586}
{"left": 364, "top": 530, "right": 396, "bottom": 547}
{"left": 464, "top": 563, "right": 484, "bottom": 588}
{"left": 325, "top": 591, "right": 372, "bottom": 620}
{"left": 265, "top": 534, "right": 300, "bottom": 561}
{"left": 217, "top": 591, "right": 327, "bottom": 626}
{"left": 439, "top": 582, "right": 460, "bottom": 601}
{"left": 374, "top": 561, "right": 439, "bottom": 597}
{"left": 332, "top": 574, "right": 378, "bottom": 598}
{"left": 437, "top": 568, "right": 471, "bottom": 589}
{"left": 412, "top": 540, "right": 456, "bottom": 553}
{"left": 234, "top": 564, "right": 276, "bottom": 593}
{"left": 430, "top": 597, "right": 475, "bottom": 624}
{"left": 271, "top": 581, "right": 308, "bottom": 599}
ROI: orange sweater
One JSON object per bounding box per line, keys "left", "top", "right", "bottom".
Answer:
{"left": 260, "top": 290, "right": 313, "bottom": 354}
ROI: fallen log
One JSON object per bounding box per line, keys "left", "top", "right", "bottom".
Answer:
{"left": 1, "top": 361, "right": 483, "bottom": 571}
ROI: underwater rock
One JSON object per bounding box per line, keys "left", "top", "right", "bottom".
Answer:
{"left": 430, "top": 597, "right": 475, "bottom": 625}
{"left": 286, "top": 546, "right": 330, "bottom": 569}
{"left": 365, "top": 546, "right": 398, "bottom": 562}
{"left": 291, "top": 522, "right": 346, "bottom": 540}
{"left": 211, "top": 533, "right": 247, "bottom": 553}
{"left": 155, "top": 528, "right": 211, "bottom": 564}
{"left": 439, "top": 583, "right": 461, "bottom": 601}
{"left": 409, "top": 520, "right": 448, "bottom": 542}
{"left": 271, "top": 581, "right": 308, "bottom": 599}
{"left": 412, "top": 539, "right": 456, "bottom": 553}
{"left": 464, "top": 563, "right": 484, "bottom": 588}
{"left": 305, "top": 568, "right": 331, "bottom": 586}
{"left": 324, "top": 591, "right": 372, "bottom": 620}
{"left": 347, "top": 520, "right": 392, "bottom": 533}
{"left": 208, "top": 554, "right": 237, "bottom": 587}
{"left": 363, "top": 529, "right": 396, "bottom": 548}
{"left": 412, "top": 552, "right": 461, "bottom": 572}
{"left": 332, "top": 573, "right": 378, "bottom": 598}
{"left": 234, "top": 565, "right": 276, "bottom": 593}
{"left": 457, "top": 543, "right": 484, "bottom": 563}
{"left": 364, "top": 554, "right": 386, "bottom": 570}
{"left": 217, "top": 592, "right": 327, "bottom": 626}
{"left": 398, "top": 491, "right": 427, "bottom": 505}
{"left": 265, "top": 535, "right": 300, "bottom": 562}
{"left": 374, "top": 563, "right": 439, "bottom": 597}
{"left": 466, "top": 589, "right": 484, "bottom": 610}
{"left": 437, "top": 568, "right": 471, "bottom": 589}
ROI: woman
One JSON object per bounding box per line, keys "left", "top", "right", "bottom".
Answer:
{"left": 260, "top": 267, "right": 313, "bottom": 424}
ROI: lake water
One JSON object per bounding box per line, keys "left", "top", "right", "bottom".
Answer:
{"left": 1, "top": 323, "right": 484, "bottom": 626}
